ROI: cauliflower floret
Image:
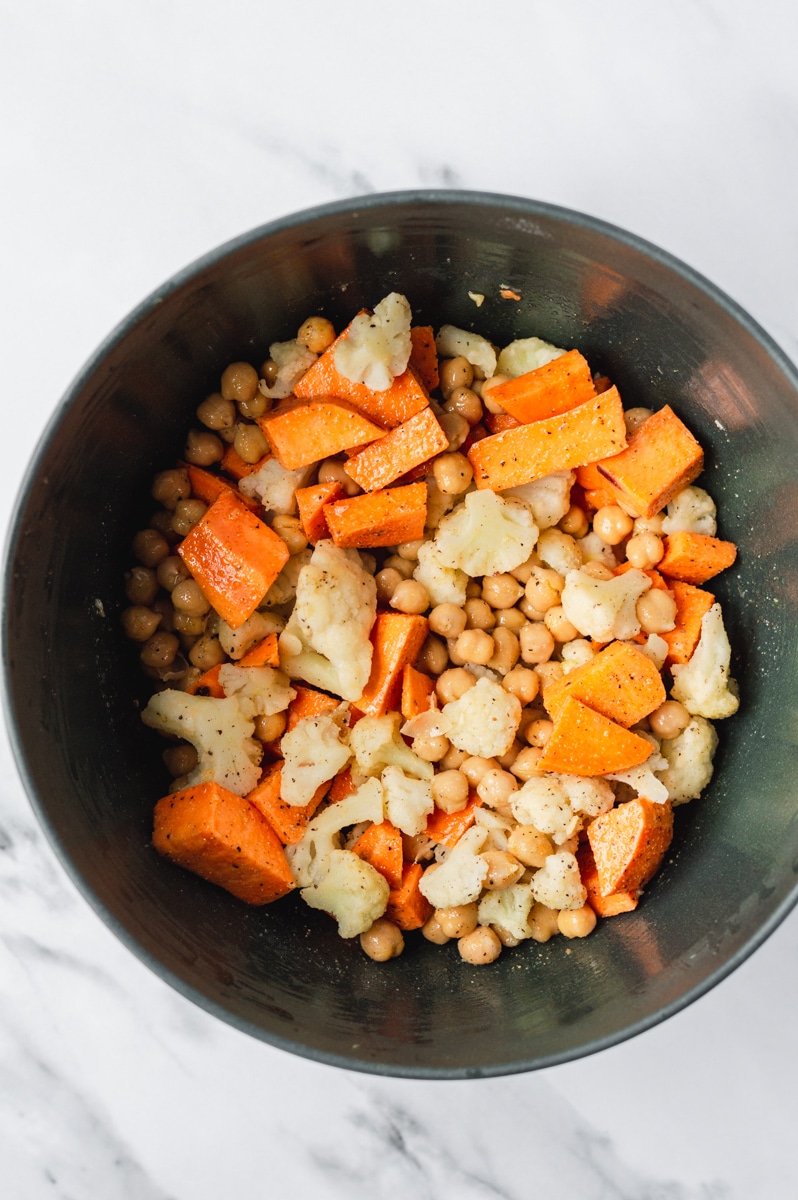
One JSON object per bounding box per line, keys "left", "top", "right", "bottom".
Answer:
{"left": 608, "top": 749, "right": 670, "bottom": 805}
{"left": 496, "top": 336, "right": 566, "bottom": 378}
{"left": 418, "top": 825, "right": 489, "bottom": 909}
{"left": 412, "top": 538, "right": 468, "bottom": 606}
{"left": 530, "top": 851, "right": 587, "bottom": 911}
{"left": 287, "top": 777, "right": 385, "bottom": 886}
{"left": 279, "top": 540, "right": 377, "bottom": 701}
{"left": 349, "top": 713, "right": 434, "bottom": 781}
{"left": 561, "top": 566, "right": 651, "bottom": 641}
{"left": 424, "top": 477, "right": 457, "bottom": 531}
{"left": 439, "top": 677, "right": 522, "bottom": 759}
{"left": 258, "top": 339, "right": 317, "bottom": 400}
{"left": 536, "top": 528, "right": 583, "bottom": 575}
{"left": 381, "top": 765, "right": 434, "bottom": 836}
{"left": 655, "top": 716, "right": 718, "bottom": 805}
{"left": 620, "top": 633, "right": 669, "bottom": 670}
{"left": 435, "top": 324, "right": 497, "bottom": 379}
{"left": 501, "top": 471, "right": 574, "bottom": 530}
{"left": 560, "top": 639, "right": 596, "bottom": 675}
{"left": 474, "top": 807, "right": 515, "bottom": 851}
{"left": 662, "top": 486, "right": 717, "bottom": 536}
{"left": 559, "top": 774, "right": 616, "bottom": 818}
{"left": 432, "top": 490, "right": 538, "bottom": 578}
{"left": 511, "top": 775, "right": 580, "bottom": 844}
{"left": 334, "top": 293, "right": 412, "bottom": 392}
{"left": 576, "top": 531, "right": 617, "bottom": 569}
{"left": 280, "top": 713, "right": 352, "bottom": 807}
{"left": 300, "top": 849, "right": 389, "bottom": 938}
{"left": 218, "top": 611, "right": 282, "bottom": 660}
{"left": 239, "top": 457, "right": 316, "bottom": 515}
{"left": 478, "top": 879, "right": 536, "bottom": 941}
{"left": 261, "top": 549, "right": 312, "bottom": 607}
{"left": 141, "top": 690, "right": 262, "bottom": 796}
{"left": 671, "top": 604, "right": 740, "bottom": 719}
{"left": 217, "top": 664, "right": 295, "bottom": 718}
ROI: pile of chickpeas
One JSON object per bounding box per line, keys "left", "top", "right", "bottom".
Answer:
{"left": 123, "top": 314, "right": 694, "bottom": 967}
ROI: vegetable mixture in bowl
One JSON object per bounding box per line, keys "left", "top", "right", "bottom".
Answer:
{"left": 124, "top": 290, "right": 740, "bottom": 966}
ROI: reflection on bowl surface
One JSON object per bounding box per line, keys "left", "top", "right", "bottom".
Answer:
{"left": 5, "top": 191, "right": 798, "bottom": 1078}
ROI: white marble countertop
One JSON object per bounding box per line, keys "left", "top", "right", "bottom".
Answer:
{"left": 3, "top": 2, "right": 798, "bottom": 1196}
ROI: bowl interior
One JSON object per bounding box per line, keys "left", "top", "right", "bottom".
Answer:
{"left": 6, "top": 192, "right": 798, "bottom": 1077}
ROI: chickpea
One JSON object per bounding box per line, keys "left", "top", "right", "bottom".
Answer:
{"left": 260, "top": 358, "right": 280, "bottom": 387}
{"left": 415, "top": 634, "right": 448, "bottom": 676}
{"left": 649, "top": 699, "right": 691, "bottom": 739}
{"left": 162, "top": 743, "right": 198, "bottom": 778}
{"left": 188, "top": 634, "right": 226, "bottom": 671}
{"left": 383, "top": 554, "right": 415, "bottom": 580}
{"left": 390, "top": 579, "right": 430, "bottom": 615}
{"left": 446, "top": 637, "right": 465, "bottom": 667}
{"left": 557, "top": 905, "right": 597, "bottom": 939}
{"left": 271, "top": 513, "right": 308, "bottom": 556}
{"left": 479, "top": 373, "right": 512, "bottom": 413}
{"left": 536, "top": 661, "right": 564, "bottom": 690}
{"left": 151, "top": 467, "right": 190, "bottom": 511}
{"left": 151, "top": 595, "right": 175, "bottom": 632}
{"left": 495, "top": 606, "right": 527, "bottom": 631}
{"left": 317, "top": 458, "right": 361, "bottom": 496}
{"left": 439, "top": 356, "right": 474, "bottom": 399}
{"left": 519, "top": 623, "right": 555, "bottom": 665}
{"left": 510, "top": 555, "right": 540, "bottom": 585}
{"left": 184, "top": 429, "right": 223, "bottom": 467}
{"left": 421, "top": 913, "right": 451, "bottom": 944}
{"left": 482, "top": 573, "right": 523, "bottom": 609}
{"left": 527, "top": 902, "right": 560, "bottom": 943}
{"left": 507, "top": 824, "right": 554, "bottom": 868}
{"left": 625, "top": 532, "right": 664, "bottom": 570}
{"left": 497, "top": 739, "right": 523, "bottom": 769}
{"left": 140, "top": 630, "right": 180, "bottom": 670}
{"left": 375, "top": 567, "right": 403, "bottom": 605}
{"left": 524, "top": 567, "right": 563, "bottom": 613}
{"left": 464, "top": 598, "right": 496, "bottom": 630}
{"left": 455, "top": 628, "right": 495, "bottom": 666}
{"left": 360, "top": 918, "right": 405, "bottom": 962}
{"left": 429, "top": 603, "right": 467, "bottom": 639}
{"left": 440, "top": 411, "right": 470, "bottom": 452}
{"left": 132, "top": 528, "right": 170, "bottom": 568}
{"left": 488, "top": 626, "right": 520, "bottom": 674}
{"left": 460, "top": 756, "right": 499, "bottom": 787}
{"left": 237, "top": 391, "right": 269, "bottom": 420}
{"left": 412, "top": 734, "right": 450, "bottom": 763}
{"left": 435, "top": 666, "right": 475, "bottom": 705}
{"left": 560, "top": 504, "right": 589, "bottom": 539}
{"left": 524, "top": 718, "right": 554, "bottom": 748}
{"left": 503, "top": 665, "right": 539, "bottom": 705}
{"left": 634, "top": 513, "right": 666, "bottom": 536}
{"left": 121, "top": 605, "right": 161, "bottom": 642}
{"left": 482, "top": 850, "right": 524, "bottom": 890}
{"left": 465, "top": 579, "right": 482, "bottom": 599}
{"left": 431, "top": 769, "right": 469, "bottom": 813}
{"left": 171, "top": 499, "right": 207, "bottom": 536}
{"left": 476, "top": 768, "right": 518, "bottom": 809}
{"left": 149, "top": 509, "right": 179, "bottom": 539}
{"left": 172, "top": 611, "right": 205, "bottom": 637}
{"left": 493, "top": 925, "right": 521, "bottom": 948}
{"left": 197, "top": 392, "right": 236, "bottom": 431}
{"left": 397, "top": 539, "right": 425, "bottom": 562}
{"left": 156, "top": 556, "right": 189, "bottom": 592}
{"left": 432, "top": 451, "right": 473, "bottom": 495}
{"left": 593, "top": 505, "right": 634, "bottom": 545}
{"left": 297, "top": 315, "right": 335, "bottom": 354}
{"left": 441, "top": 744, "right": 469, "bottom": 771}
{"left": 637, "top": 589, "right": 677, "bottom": 634}
{"left": 436, "top": 903, "right": 479, "bottom": 939}
{"left": 458, "top": 926, "right": 502, "bottom": 965}
{"left": 581, "top": 560, "right": 615, "bottom": 581}
{"left": 624, "top": 406, "right": 653, "bottom": 435}
{"left": 124, "top": 566, "right": 158, "bottom": 606}
{"left": 544, "top": 605, "right": 579, "bottom": 643}
{"left": 444, "top": 385, "right": 483, "bottom": 425}
{"left": 221, "top": 361, "right": 259, "bottom": 404}
{"left": 233, "top": 422, "right": 269, "bottom": 464}
{"left": 171, "top": 578, "right": 211, "bottom": 617}
{"left": 510, "top": 746, "right": 545, "bottom": 781}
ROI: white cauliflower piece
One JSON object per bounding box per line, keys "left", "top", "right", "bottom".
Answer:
{"left": 623, "top": 633, "right": 669, "bottom": 670}
{"left": 478, "top": 879, "right": 536, "bottom": 941}
{"left": 432, "top": 490, "right": 538, "bottom": 577}
{"left": 280, "top": 713, "right": 352, "bottom": 807}
{"left": 287, "top": 777, "right": 385, "bottom": 886}
{"left": 561, "top": 566, "right": 651, "bottom": 641}
{"left": 418, "top": 825, "right": 489, "bottom": 909}
{"left": 300, "top": 849, "right": 389, "bottom": 938}
{"left": 530, "top": 850, "right": 587, "bottom": 911}
{"left": 334, "top": 293, "right": 412, "bottom": 392}
{"left": 559, "top": 774, "right": 616, "bottom": 818}
{"left": 608, "top": 750, "right": 671, "bottom": 805}
{"left": 349, "top": 713, "right": 434, "bottom": 781}
{"left": 435, "top": 324, "right": 497, "bottom": 379}
{"left": 218, "top": 611, "right": 281, "bottom": 660}
{"left": 381, "top": 765, "right": 434, "bottom": 836}
{"left": 258, "top": 339, "right": 317, "bottom": 400}
{"left": 655, "top": 716, "right": 718, "bottom": 805}
{"left": 217, "top": 665, "right": 295, "bottom": 719}
{"left": 440, "top": 677, "right": 521, "bottom": 759}
{"left": 413, "top": 538, "right": 467, "bottom": 606}
{"left": 536, "top": 528, "right": 583, "bottom": 575}
{"left": 239, "top": 457, "right": 315, "bottom": 515}
{"left": 501, "top": 471, "right": 574, "bottom": 529}
{"left": 671, "top": 604, "right": 740, "bottom": 719}
{"left": 474, "top": 807, "right": 515, "bottom": 851}
{"left": 496, "top": 336, "right": 566, "bottom": 378}
{"left": 279, "top": 540, "right": 377, "bottom": 701}
{"left": 424, "top": 477, "right": 457, "bottom": 531}
{"left": 261, "top": 549, "right": 312, "bottom": 607}
{"left": 510, "top": 775, "right": 580, "bottom": 845}
{"left": 577, "top": 531, "right": 618, "bottom": 569}
{"left": 662, "top": 486, "right": 717, "bottom": 536}
{"left": 142, "top": 691, "right": 262, "bottom": 797}
{"left": 560, "top": 639, "right": 596, "bottom": 675}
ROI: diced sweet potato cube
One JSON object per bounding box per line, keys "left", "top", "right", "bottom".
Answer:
{"left": 400, "top": 663, "right": 435, "bottom": 720}
{"left": 221, "top": 445, "right": 270, "bottom": 481}
{"left": 184, "top": 464, "right": 260, "bottom": 512}
{"left": 344, "top": 406, "right": 449, "bottom": 492}
{"left": 246, "top": 762, "right": 327, "bottom": 845}
{"left": 424, "top": 795, "right": 481, "bottom": 847}
{"left": 661, "top": 580, "right": 716, "bottom": 665}
{"left": 657, "top": 531, "right": 737, "bottom": 585}
{"left": 409, "top": 325, "right": 439, "bottom": 393}
{"left": 587, "top": 798, "right": 673, "bottom": 896}
{"left": 238, "top": 633, "right": 281, "bottom": 667}
{"left": 351, "top": 820, "right": 404, "bottom": 890}
{"left": 487, "top": 349, "right": 597, "bottom": 424}
{"left": 259, "top": 399, "right": 384, "bottom": 470}
{"left": 295, "top": 480, "right": 345, "bottom": 543}
{"left": 186, "top": 663, "right": 225, "bottom": 697}
{"left": 386, "top": 861, "right": 433, "bottom": 930}
{"left": 545, "top": 641, "right": 666, "bottom": 728}
{"left": 576, "top": 842, "right": 638, "bottom": 916}
{"left": 537, "top": 695, "right": 653, "bottom": 776}
{"left": 328, "top": 767, "right": 357, "bottom": 804}
{"left": 324, "top": 481, "right": 427, "bottom": 548}
{"left": 286, "top": 685, "right": 341, "bottom": 732}
{"left": 484, "top": 412, "right": 521, "bottom": 434}
{"left": 355, "top": 612, "right": 430, "bottom": 718}
{"left": 596, "top": 406, "right": 704, "bottom": 518}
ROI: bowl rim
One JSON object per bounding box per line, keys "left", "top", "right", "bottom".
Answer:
{"left": 4, "top": 187, "right": 798, "bottom": 1079}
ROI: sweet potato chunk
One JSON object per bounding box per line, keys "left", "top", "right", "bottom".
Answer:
{"left": 537, "top": 695, "right": 653, "bottom": 776}
{"left": 576, "top": 842, "right": 638, "bottom": 916}
{"left": 409, "top": 325, "right": 439, "bottom": 392}
{"left": 152, "top": 781, "right": 295, "bottom": 904}
{"left": 386, "top": 861, "right": 433, "bottom": 930}
{"left": 286, "top": 685, "right": 341, "bottom": 732}
{"left": 246, "top": 762, "right": 327, "bottom": 845}
{"left": 401, "top": 663, "right": 435, "bottom": 720}
{"left": 587, "top": 798, "right": 673, "bottom": 896}
{"left": 596, "top": 406, "right": 704, "bottom": 519}
{"left": 661, "top": 580, "right": 716, "bottom": 665}
{"left": 355, "top": 612, "right": 430, "bottom": 718}
{"left": 344, "top": 406, "right": 449, "bottom": 492}
{"left": 324, "top": 481, "right": 427, "bottom": 548}
{"left": 295, "top": 480, "right": 345, "bottom": 543}
{"left": 545, "top": 641, "right": 666, "bottom": 729}
{"left": 487, "top": 349, "right": 597, "bottom": 424}
{"left": 351, "top": 820, "right": 404, "bottom": 890}
{"left": 657, "top": 531, "right": 737, "bottom": 585}
{"left": 424, "top": 795, "right": 481, "bottom": 847}
{"left": 260, "top": 399, "right": 384, "bottom": 470}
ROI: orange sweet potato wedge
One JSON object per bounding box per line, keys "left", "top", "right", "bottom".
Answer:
{"left": 424, "top": 794, "right": 482, "bottom": 847}
{"left": 152, "top": 781, "right": 295, "bottom": 904}
{"left": 660, "top": 580, "right": 716, "bottom": 665}
{"left": 545, "top": 641, "right": 666, "bottom": 729}
{"left": 238, "top": 633, "right": 281, "bottom": 668}
{"left": 587, "top": 798, "right": 673, "bottom": 896}
{"left": 184, "top": 463, "right": 260, "bottom": 513}
{"left": 295, "top": 480, "right": 345, "bottom": 543}
{"left": 286, "top": 685, "right": 341, "bottom": 732}
{"left": 259, "top": 399, "right": 384, "bottom": 470}
{"left": 576, "top": 842, "right": 638, "bottom": 916}
{"left": 537, "top": 695, "right": 653, "bottom": 776}
{"left": 324, "top": 481, "right": 427, "bottom": 548}
{"left": 293, "top": 320, "right": 429, "bottom": 429}
{"left": 355, "top": 612, "right": 430, "bottom": 717}
{"left": 400, "top": 663, "right": 435, "bottom": 720}
{"left": 487, "top": 349, "right": 597, "bottom": 424}
{"left": 596, "top": 406, "right": 704, "bottom": 518}
{"left": 186, "top": 662, "right": 226, "bottom": 697}
{"left": 221, "top": 445, "right": 270, "bottom": 481}
{"left": 178, "top": 489, "right": 290, "bottom": 630}
{"left": 485, "top": 412, "right": 521, "bottom": 434}
{"left": 246, "top": 762, "right": 327, "bottom": 846}
{"left": 328, "top": 766, "right": 357, "bottom": 805}
{"left": 468, "top": 387, "right": 627, "bottom": 491}
{"left": 344, "top": 406, "right": 449, "bottom": 492}
{"left": 409, "top": 325, "right": 439, "bottom": 393}
{"left": 386, "top": 861, "right": 433, "bottom": 930}
{"left": 657, "top": 531, "right": 737, "bottom": 585}
{"left": 351, "top": 820, "right": 404, "bottom": 890}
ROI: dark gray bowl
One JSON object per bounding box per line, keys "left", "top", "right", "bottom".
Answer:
{"left": 5, "top": 191, "right": 798, "bottom": 1078}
